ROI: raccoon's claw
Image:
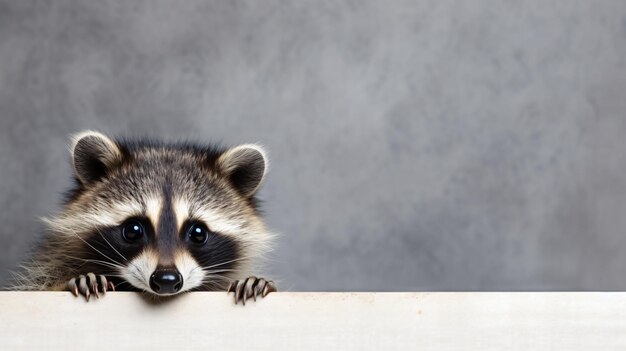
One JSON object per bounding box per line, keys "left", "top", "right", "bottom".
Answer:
{"left": 67, "top": 273, "right": 113, "bottom": 301}
{"left": 227, "top": 276, "right": 277, "bottom": 305}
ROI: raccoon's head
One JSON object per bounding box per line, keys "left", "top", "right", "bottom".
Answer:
{"left": 45, "top": 131, "right": 273, "bottom": 296}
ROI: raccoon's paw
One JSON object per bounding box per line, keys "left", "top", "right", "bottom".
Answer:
{"left": 227, "top": 276, "right": 277, "bottom": 305}
{"left": 67, "top": 273, "right": 115, "bottom": 301}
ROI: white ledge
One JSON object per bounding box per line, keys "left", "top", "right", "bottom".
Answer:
{"left": 0, "top": 292, "right": 625, "bottom": 350}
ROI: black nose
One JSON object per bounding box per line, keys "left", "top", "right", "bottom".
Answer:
{"left": 149, "top": 268, "right": 183, "bottom": 294}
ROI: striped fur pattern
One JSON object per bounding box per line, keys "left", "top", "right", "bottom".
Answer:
{"left": 12, "top": 131, "right": 274, "bottom": 296}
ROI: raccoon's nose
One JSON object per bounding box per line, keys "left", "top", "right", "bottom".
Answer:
{"left": 149, "top": 268, "right": 183, "bottom": 294}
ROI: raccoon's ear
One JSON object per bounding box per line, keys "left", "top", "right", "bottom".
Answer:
{"left": 70, "top": 130, "right": 122, "bottom": 185}
{"left": 217, "top": 144, "right": 268, "bottom": 197}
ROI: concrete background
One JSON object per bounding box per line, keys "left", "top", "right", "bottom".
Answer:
{"left": 1, "top": 1, "right": 626, "bottom": 291}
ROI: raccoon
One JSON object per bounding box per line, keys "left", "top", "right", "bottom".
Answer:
{"left": 12, "top": 131, "right": 276, "bottom": 304}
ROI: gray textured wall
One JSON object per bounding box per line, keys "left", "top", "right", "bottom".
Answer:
{"left": 1, "top": 1, "right": 626, "bottom": 291}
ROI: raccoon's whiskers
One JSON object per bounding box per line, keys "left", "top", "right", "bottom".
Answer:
{"left": 96, "top": 229, "right": 129, "bottom": 263}
{"left": 111, "top": 280, "right": 135, "bottom": 291}
{"left": 82, "top": 260, "right": 121, "bottom": 271}
{"left": 69, "top": 228, "right": 145, "bottom": 286}
{"left": 200, "top": 274, "right": 232, "bottom": 289}
{"left": 201, "top": 255, "right": 255, "bottom": 270}
{"left": 66, "top": 256, "right": 123, "bottom": 269}
{"left": 94, "top": 228, "right": 147, "bottom": 283}
{"left": 203, "top": 269, "right": 239, "bottom": 274}
{"left": 186, "top": 256, "right": 252, "bottom": 278}
{"left": 67, "top": 228, "right": 125, "bottom": 267}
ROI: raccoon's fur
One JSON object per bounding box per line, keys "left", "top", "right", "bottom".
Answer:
{"left": 12, "top": 131, "right": 276, "bottom": 303}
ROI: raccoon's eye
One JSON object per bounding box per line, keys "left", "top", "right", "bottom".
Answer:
{"left": 122, "top": 221, "right": 144, "bottom": 242}
{"left": 187, "top": 223, "right": 210, "bottom": 245}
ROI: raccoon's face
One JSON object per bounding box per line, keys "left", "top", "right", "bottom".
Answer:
{"left": 45, "top": 131, "right": 272, "bottom": 296}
